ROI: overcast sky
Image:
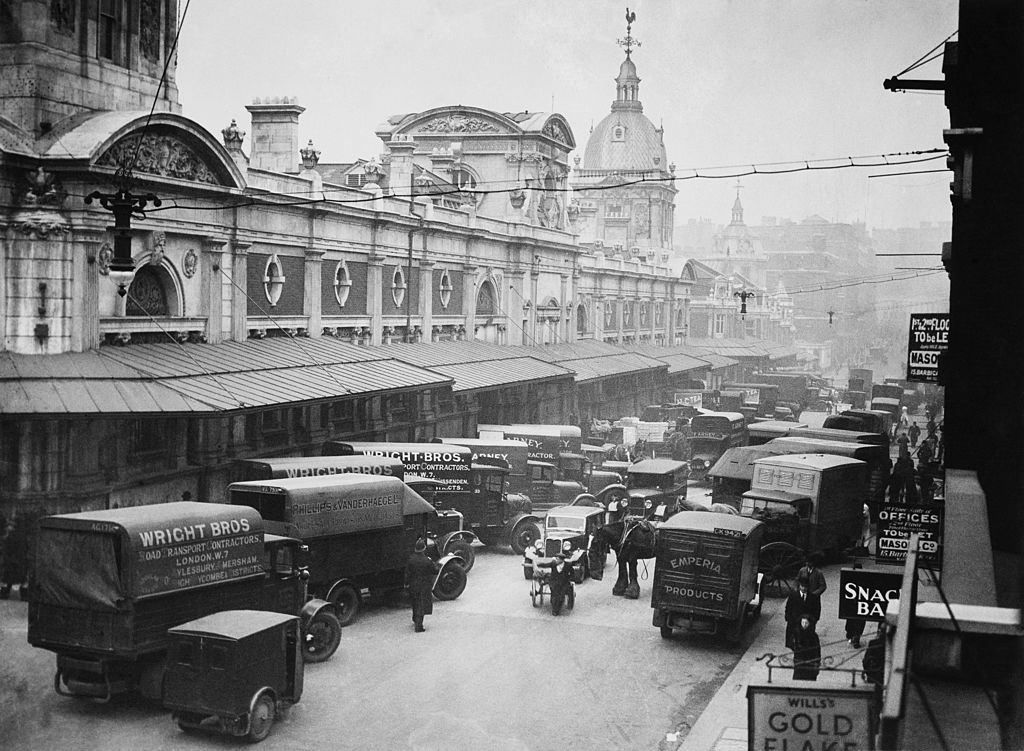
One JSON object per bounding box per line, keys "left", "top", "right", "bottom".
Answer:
{"left": 176, "top": 0, "right": 957, "bottom": 230}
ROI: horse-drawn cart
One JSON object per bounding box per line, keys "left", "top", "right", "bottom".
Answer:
{"left": 739, "top": 454, "right": 868, "bottom": 596}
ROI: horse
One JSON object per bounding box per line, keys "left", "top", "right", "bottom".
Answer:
{"left": 593, "top": 502, "right": 658, "bottom": 599}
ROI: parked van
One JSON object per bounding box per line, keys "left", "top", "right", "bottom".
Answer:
{"left": 740, "top": 454, "right": 868, "bottom": 556}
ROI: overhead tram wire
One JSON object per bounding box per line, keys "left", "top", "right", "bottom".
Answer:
{"left": 124, "top": 0, "right": 193, "bottom": 184}
{"left": 131, "top": 150, "right": 950, "bottom": 216}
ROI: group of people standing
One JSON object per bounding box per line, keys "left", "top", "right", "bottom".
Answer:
{"left": 889, "top": 406, "right": 944, "bottom": 505}
{"left": 783, "top": 554, "right": 885, "bottom": 685}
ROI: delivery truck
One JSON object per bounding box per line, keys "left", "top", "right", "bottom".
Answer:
{"left": 28, "top": 502, "right": 341, "bottom": 700}
{"left": 228, "top": 473, "right": 467, "bottom": 627}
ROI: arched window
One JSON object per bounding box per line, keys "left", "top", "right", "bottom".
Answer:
{"left": 476, "top": 280, "right": 496, "bottom": 316}
{"left": 333, "top": 261, "right": 352, "bottom": 308}
{"left": 125, "top": 265, "right": 168, "bottom": 316}
{"left": 438, "top": 269, "right": 453, "bottom": 309}
{"left": 576, "top": 305, "right": 587, "bottom": 334}
{"left": 391, "top": 267, "right": 406, "bottom": 307}
{"left": 264, "top": 254, "right": 285, "bottom": 307}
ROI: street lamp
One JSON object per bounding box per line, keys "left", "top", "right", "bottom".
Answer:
{"left": 734, "top": 289, "right": 755, "bottom": 320}
{"left": 85, "top": 187, "right": 161, "bottom": 296}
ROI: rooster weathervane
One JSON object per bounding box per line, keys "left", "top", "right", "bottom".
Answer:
{"left": 618, "top": 8, "right": 640, "bottom": 57}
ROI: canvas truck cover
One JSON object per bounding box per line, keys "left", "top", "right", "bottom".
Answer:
{"left": 654, "top": 512, "right": 764, "bottom": 619}
{"left": 477, "top": 424, "right": 582, "bottom": 461}
{"left": 234, "top": 455, "right": 405, "bottom": 482}
{"left": 435, "top": 437, "right": 529, "bottom": 475}
{"left": 34, "top": 502, "right": 265, "bottom": 608}
{"left": 324, "top": 441, "right": 471, "bottom": 493}
{"left": 229, "top": 474, "right": 434, "bottom": 539}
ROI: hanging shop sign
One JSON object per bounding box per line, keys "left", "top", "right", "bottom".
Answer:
{"left": 838, "top": 568, "right": 903, "bottom": 621}
{"left": 747, "top": 684, "right": 876, "bottom": 751}
{"left": 906, "top": 313, "right": 949, "bottom": 384}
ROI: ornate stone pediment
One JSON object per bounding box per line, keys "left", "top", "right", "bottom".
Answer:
{"left": 417, "top": 115, "right": 503, "bottom": 134}
{"left": 96, "top": 131, "right": 223, "bottom": 185}
{"left": 542, "top": 118, "right": 572, "bottom": 146}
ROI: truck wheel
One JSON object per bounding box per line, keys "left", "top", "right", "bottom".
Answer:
{"left": 510, "top": 521, "right": 541, "bottom": 555}
{"left": 660, "top": 625, "right": 673, "bottom": 639}
{"left": 446, "top": 540, "right": 475, "bottom": 572}
{"left": 433, "top": 562, "right": 467, "bottom": 601}
{"left": 328, "top": 584, "right": 360, "bottom": 627}
{"left": 303, "top": 609, "right": 341, "bottom": 663}
{"left": 247, "top": 693, "right": 275, "bottom": 742}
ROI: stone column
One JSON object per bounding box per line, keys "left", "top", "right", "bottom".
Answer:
{"left": 649, "top": 295, "right": 657, "bottom": 342}
{"left": 419, "top": 259, "right": 435, "bottom": 338}
{"left": 201, "top": 237, "right": 227, "bottom": 345}
{"left": 616, "top": 294, "right": 625, "bottom": 346}
{"left": 529, "top": 270, "right": 540, "bottom": 345}
{"left": 229, "top": 241, "right": 251, "bottom": 342}
{"left": 463, "top": 265, "right": 478, "bottom": 340}
{"left": 366, "top": 252, "right": 385, "bottom": 346}
{"left": 508, "top": 268, "right": 528, "bottom": 345}
{"left": 559, "top": 273, "right": 570, "bottom": 342}
{"left": 304, "top": 247, "right": 325, "bottom": 337}
{"left": 593, "top": 294, "right": 605, "bottom": 340}
{"left": 73, "top": 228, "right": 106, "bottom": 352}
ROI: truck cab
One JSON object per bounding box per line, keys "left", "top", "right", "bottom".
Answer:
{"left": 625, "top": 459, "right": 690, "bottom": 521}
{"left": 556, "top": 452, "right": 622, "bottom": 496}
{"left": 527, "top": 460, "right": 587, "bottom": 513}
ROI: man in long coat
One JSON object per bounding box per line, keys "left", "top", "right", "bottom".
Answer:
{"left": 784, "top": 577, "right": 822, "bottom": 649}
{"left": 405, "top": 539, "right": 440, "bottom": 633}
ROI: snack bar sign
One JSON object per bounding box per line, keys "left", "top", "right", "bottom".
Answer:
{"left": 906, "top": 313, "right": 949, "bottom": 383}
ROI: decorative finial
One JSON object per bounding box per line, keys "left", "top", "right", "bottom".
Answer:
{"left": 735, "top": 177, "right": 743, "bottom": 196}
{"left": 618, "top": 8, "right": 640, "bottom": 57}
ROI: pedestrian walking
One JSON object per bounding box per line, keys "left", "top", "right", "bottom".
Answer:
{"left": 889, "top": 454, "right": 920, "bottom": 504}
{"left": 405, "top": 538, "right": 440, "bottom": 633}
{"left": 896, "top": 431, "right": 910, "bottom": 457}
{"left": 908, "top": 421, "right": 921, "bottom": 448}
{"left": 792, "top": 615, "right": 822, "bottom": 681}
{"left": 798, "top": 553, "right": 827, "bottom": 597}
{"left": 784, "top": 576, "right": 821, "bottom": 649}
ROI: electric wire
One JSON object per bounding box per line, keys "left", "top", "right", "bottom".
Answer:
{"left": 891, "top": 30, "right": 958, "bottom": 79}
{"left": 215, "top": 265, "right": 355, "bottom": 395}
{"left": 110, "top": 290, "right": 251, "bottom": 410}
{"left": 124, "top": 0, "right": 193, "bottom": 183}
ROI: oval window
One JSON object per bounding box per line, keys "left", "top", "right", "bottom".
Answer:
{"left": 334, "top": 260, "right": 352, "bottom": 308}
{"left": 264, "top": 254, "right": 286, "bottom": 307}
{"left": 392, "top": 267, "right": 406, "bottom": 307}
{"left": 439, "top": 269, "right": 453, "bottom": 310}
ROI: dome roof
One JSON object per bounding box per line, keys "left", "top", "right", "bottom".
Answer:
{"left": 618, "top": 56, "right": 638, "bottom": 82}
{"left": 583, "top": 109, "right": 667, "bottom": 172}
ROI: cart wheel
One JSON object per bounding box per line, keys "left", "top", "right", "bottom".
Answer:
{"left": 660, "top": 625, "right": 673, "bottom": 639}
{"left": 303, "top": 609, "right": 341, "bottom": 663}
{"left": 759, "top": 542, "right": 804, "bottom": 598}
{"left": 328, "top": 583, "right": 361, "bottom": 627}
{"left": 247, "top": 693, "right": 275, "bottom": 743}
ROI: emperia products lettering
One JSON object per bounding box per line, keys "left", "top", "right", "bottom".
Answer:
{"left": 664, "top": 585, "right": 724, "bottom": 602}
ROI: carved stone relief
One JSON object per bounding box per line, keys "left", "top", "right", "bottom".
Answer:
{"left": 139, "top": 0, "right": 162, "bottom": 62}
{"left": 418, "top": 116, "right": 501, "bottom": 134}
{"left": 97, "top": 133, "right": 221, "bottom": 184}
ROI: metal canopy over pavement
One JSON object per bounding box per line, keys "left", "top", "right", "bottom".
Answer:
{"left": 0, "top": 340, "right": 451, "bottom": 416}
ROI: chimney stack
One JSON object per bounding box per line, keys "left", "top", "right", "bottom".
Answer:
{"left": 245, "top": 97, "right": 305, "bottom": 174}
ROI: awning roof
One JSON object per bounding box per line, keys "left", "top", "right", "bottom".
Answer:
{"left": 421, "top": 357, "right": 574, "bottom": 393}
{"left": 0, "top": 340, "right": 450, "bottom": 416}
{"left": 550, "top": 352, "right": 668, "bottom": 383}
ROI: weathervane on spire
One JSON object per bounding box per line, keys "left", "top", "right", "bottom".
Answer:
{"left": 618, "top": 8, "right": 641, "bottom": 57}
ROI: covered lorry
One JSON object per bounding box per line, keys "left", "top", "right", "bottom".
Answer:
{"left": 652, "top": 512, "right": 765, "bottom": 641}
{"left": 326, "top": 440, "right": 541, "bottom": 553}
{"left": 29, "top": 502, "right": 340, "bottom": 700}
{"left": 228, "top": 474, "right": 467, "bottom": 626}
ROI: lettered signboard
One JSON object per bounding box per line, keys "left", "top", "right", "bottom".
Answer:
{"left": 875, "top": 504, "right": 944, "bottom": 570}
{"left": 906, "top": 313, "right": 949, "bottom": 384}
{"left": 748, "top": 684, "right": 875, "bottom": 751}
{"left": 837, "top": 569, "right": 902, "bottom": 622}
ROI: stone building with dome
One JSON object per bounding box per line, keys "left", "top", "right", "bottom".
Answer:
{"left": 570, "top": 15, "right": 685, "bottom": 346}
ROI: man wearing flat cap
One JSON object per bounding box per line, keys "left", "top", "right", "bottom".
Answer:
{"left": 406, "top": 538, "right": 440, "bottom": 633}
